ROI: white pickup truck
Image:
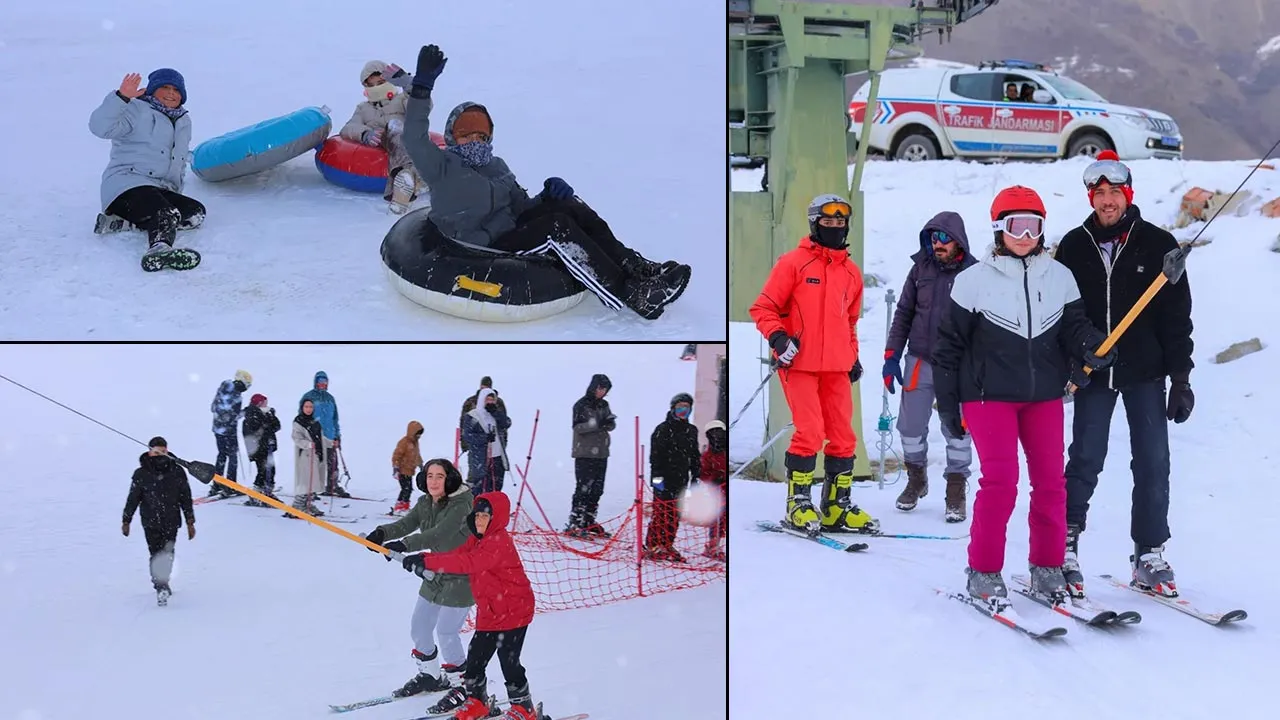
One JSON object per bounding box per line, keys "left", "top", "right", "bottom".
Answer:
{"left": 848, "top": 60, "right": 1183, "bottom": 162}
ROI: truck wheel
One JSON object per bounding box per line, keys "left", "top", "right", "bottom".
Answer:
{"left": 894, "top": 133, "right": 938, "bottom": 162}
{"left": 1066, "top": 133, "right": 1113, "bottom": 158}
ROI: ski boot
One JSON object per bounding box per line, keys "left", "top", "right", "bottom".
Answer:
{"left": 1131, "top": 544, "right": 1177, "bottom": 597}
{"left": 820, "top": 456, "right": 879, "bottom": 534}
{"left": 782, "top": 453, "right": 821, "bottom": 535}
{"left": 943, "top": 472, "right": 968, "bottom": 523}
{"left": 1062, "top": 524, "right": 1085, "bottom": 598}
{"left": 441, "top": 662, "right": 466, "bottom": 681}
{"left": 1027, "top": 564, "right": 1069, "bottom": 604}
{"left": 501, "top": 683, "right": 536, "bottom": 720}
{"left": 392, "top": 500, "right": 411, "bottom": 514}
{"left": 393, "top": 648, "right": 452, "bottom": 698}
{"left": 451, "top": 681, "right": 502, "bottom": 720}
{"left": 703, "top": 543, "right": 726, "bottom": 562}
{"left": 965, "top": 566, "right": 1008, "bottom": 605}
{"left": 582, "top": 523, "right": 612, "bottom": 538}
{"left": 894, "top": 462, "right": 928, "bottom": 511}
{"left": 321, "top": 485, "right": 352, "bottom": 499}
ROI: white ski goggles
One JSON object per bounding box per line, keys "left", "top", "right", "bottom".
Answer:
{"left": 991, "top": 213, "right": 1044, "bottom": 239}
{"left": 1083, "top": 159, "right": 1131, "bottom": 189}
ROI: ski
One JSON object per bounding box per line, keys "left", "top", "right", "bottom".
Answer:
{"left": 329, "top": 695, "right": 405, "bottom": 713}
{"left": 141, "top": 246, "right": 202, "bottom": 272}
{"left": 194, "top": 493, "right": 240, "bottom": 505}
{"left": 936, "top": 588, "right": 1068, "bottom": 640}
{"left": 401, "top": 701, "right": 586, "bottom": 720}
{"left": 1099, "top": 574, "right": 1247, "bottom": 626}
{"left": 866, "top": 529, "right": 968, "bottom": 541}
{"left": 754, "top": 520, "right": 867, "bottom": 552}
{"left": 1010, "top": 574, "right": 1141, "bottom": 626}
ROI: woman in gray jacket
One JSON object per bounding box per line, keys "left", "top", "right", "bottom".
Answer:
{"left": 89, "top": 69, "right": 203, "bottom": 272}
{"left": 363, "top": 458, "right": 475, "bottom": 699}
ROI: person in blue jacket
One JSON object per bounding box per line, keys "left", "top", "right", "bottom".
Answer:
{"left": 88, "top": 69, "right": 203, "bottom": 272}
{"left": 300, "top": 371, "right": 348, "bottom": 498}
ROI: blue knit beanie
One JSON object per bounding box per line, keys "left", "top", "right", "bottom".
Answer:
{"left": 146, "top": 68, "right": 187, "bottom": 105}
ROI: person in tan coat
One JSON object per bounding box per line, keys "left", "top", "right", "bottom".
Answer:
{"left": 341, "top": 60, "right": 428, "bottom": 214}
{"left": 392, "top": 420, "right": 426, "bottom": 513}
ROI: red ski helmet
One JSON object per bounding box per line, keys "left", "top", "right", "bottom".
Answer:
{"left": 990, "top": 185, "right": 1046, "bottom": 221}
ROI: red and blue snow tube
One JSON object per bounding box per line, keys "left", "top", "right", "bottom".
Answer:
{"left": 314, "top": 132, "right": 447, "bottom": 194}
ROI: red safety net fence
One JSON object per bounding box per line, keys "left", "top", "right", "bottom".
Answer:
{"left": 454, "top": 411, "right": 725, "bottom": 631}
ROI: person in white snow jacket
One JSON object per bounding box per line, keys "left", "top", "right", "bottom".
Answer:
{"left": 460, "top": 388, "right": 511, "bottom": 495}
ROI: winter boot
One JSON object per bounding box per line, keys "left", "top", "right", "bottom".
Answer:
{"left": 156, "top": 584, "right": 171, "bottom": 606}
{"left": 621, "top": 250, "right": 683, "bottom": 280}
{"left": 389, "top": 168, "right": 418, "bottom": 214}
{"left": 782, "top": 453, "right": 821, "bottom": 534}
{"left": 1062, "top": 524, "right": 1085, "bottom": 598}
{"left": 393, "top": 648, "right": 452, "bottom": 698}
{"left": 965, "top": 566, "right": 1008, "bottom": 602}
{"left": 894, "top": 462, "right": 928, "bottom": 511}
{"left": 620, "top": 264, "right": 692, "bottom": 320}
{"left": 943, "top": 472, "right": 968, "bottom": 523}
{"left": 502, "top": 682, "right": 535, "bottom": 720}
{"left": 1028, "top": 564, "right": 1068, "bottom": 603}
{"left": 819, "top": 456, "right": 879, "bottom": 534}
{"left": 1131, "top": 544, "right": 1177, "bottom": 597}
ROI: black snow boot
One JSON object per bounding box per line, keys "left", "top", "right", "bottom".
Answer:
{"left": 621, "top": 264, "right": 692, "bottom": 320}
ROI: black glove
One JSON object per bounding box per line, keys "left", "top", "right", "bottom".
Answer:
{"left": 939, "top": 409, "right": 966, "bottom": 439}
{"left": 364, "top": 527, "right": 386, "bottom": 552}
{"left": 486, "top": 429, "right": 497, "bottom": 443}
{"left": 383, "top": 540, "right": 408, "bottom": 561}
{"left": 849, "top": 359, "right": 863, "bottom": 383}
{"left": 402, "top": 552, "right": 427, "bottom": 576}
{"left": 602, "top": 414, "right": 616, "bottom": 432}
{"left": 411, "top": 45, "right": 447, "bottom": 96}
{"left": 768, "top": 331, "right": 800, "bottom": 366}
{"left": 1083, "top": 344, "right": 1117, "bottom": 372}
{"left": 1167, "top": 375, "right": 1194, "bottom": 424}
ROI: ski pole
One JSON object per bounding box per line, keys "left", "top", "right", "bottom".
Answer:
{"left": 729, "top": 364, "right": 777, "bottom": 431}
{"left": 338, "top": 445, "right": 353, "bottom": 489}
{"left": 1067, "top": 137, "right": 1280, "bottom": 394}
{"left": 729, "top": 423, "right": 793, "bottom": 481}
{"left": 170, "top": 454, "right": 391, "bottom": 553}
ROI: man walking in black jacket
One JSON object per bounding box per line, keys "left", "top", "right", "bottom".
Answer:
{"left": 566, "top": 374, "right": 616, "bottom": 537}
{"left": 1053, "top": 150, "right": 1195, "bottom": 599}
{"left": 123, "top": 437, "right": 196, "bottom": 606}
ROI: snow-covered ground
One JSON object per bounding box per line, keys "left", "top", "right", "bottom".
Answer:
{"left": 0, "top": 0, "right": 723, "bottom": 340}
{"left": 0, "top": 343, "right": 726, "bottom": 720}
{"left": 730, "top": 157, "right": 1280, "bottom": 719}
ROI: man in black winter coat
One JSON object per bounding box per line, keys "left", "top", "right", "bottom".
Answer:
{"left": 566, "top": 374, "right": 615, "bottom": 536}
{"left": 1053, "top": 150, "right": 1195, "bottom": 599}
{"left": 122, "top": 437, "right": 196, "bottom": 605}
{"left": 644, "top": 393, "right": 702, "bottom": 562}
{"left": 242, "top": 394, "right": 282, "bottom": 505}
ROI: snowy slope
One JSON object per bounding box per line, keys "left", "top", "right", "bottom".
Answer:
{"left": 0, "top": 343, "right": 726, "bottom": 720}
{"left": 0, "top": 0, "right": 724, "bottom": 340}
{"left": 730, "top": 158, "right": 1280, "bottom": 719}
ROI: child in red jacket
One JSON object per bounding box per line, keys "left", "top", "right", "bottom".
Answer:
{"left": 402, "top": 491, "right": 539, "bottom": 720}
{"left": 701, "top": 421, "right": 728, "bottom": 561}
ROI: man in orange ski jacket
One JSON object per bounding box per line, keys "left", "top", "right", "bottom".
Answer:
{"left": 749, "top": 193, "right": 876, "bottom": 535}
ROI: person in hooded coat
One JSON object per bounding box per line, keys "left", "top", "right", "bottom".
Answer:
{"left": 89, "top": 69, "right": 204, "bottom": 270}
{"left": 882, "top": 212, "right": 978, "bottom": 522}
{"left": 208, "top": 369, "right": 252, "bottom": 498}
{"left": 566, "top": 373, "right": 615, "bottom": 537}
{"left": 341, "top": 59, "right": 424, "bottom": 213}
{"left": 364, "top": 459, "right": 475, "bottom": 698}
{"left": 242, "top": 393, "right": 282, "bottom": 506}
{"left": 288, "top": 398, "right": 327, "bottom": 517}
{"left": 458, "top": 376, "right": 508, "bottom": 454}
{"left": 401, "top": 492, "right": 539, "bottom": 720}
{"left": 122, "top": 437, "right": 195, "bottom": 605}
{"left": 399, "top": 44, "right": 691, "bottom": 321}
{"left": 391, "top": 420, "right": 426, "bottom": 513}
{"left": 460, "top": 388, "right": 512, "bottom": 495}
{"left": 300, "top": 371, "right": 347, "bottom": 498}
{"left": 644, "top": 393, "right": 702, "bottom": 563}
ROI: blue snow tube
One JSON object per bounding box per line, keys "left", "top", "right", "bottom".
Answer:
{"left": 192, "top": 106, "right": 332, "bottom": 182}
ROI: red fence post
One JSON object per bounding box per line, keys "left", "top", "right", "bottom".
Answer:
{"left": 512, "top": 409, "right": 541, "bottom": 517}
{"left": 635, "top": 415, "right": 645, "bottom": 597}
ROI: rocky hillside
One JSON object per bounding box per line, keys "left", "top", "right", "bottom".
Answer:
{"left": 834, "top": 0, "right": 1280, "bottom": 160}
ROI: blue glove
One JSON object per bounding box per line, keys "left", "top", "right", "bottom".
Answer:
{"left": 543, "top": 177, "right": 574, "bottom": 201}
{"left": 882, "top": 351, "right": 903, "bottom": 395}
{"left": 411, "top": 45, "right": 447, "bottom": 95}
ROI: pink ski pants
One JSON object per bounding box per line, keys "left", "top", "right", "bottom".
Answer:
{"left": 963, "top": 399, "right": 1067, "bottom": 573}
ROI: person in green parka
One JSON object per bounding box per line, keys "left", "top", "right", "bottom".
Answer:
{"left": 364, "top": 458, "right": 475, "bottom": 698}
